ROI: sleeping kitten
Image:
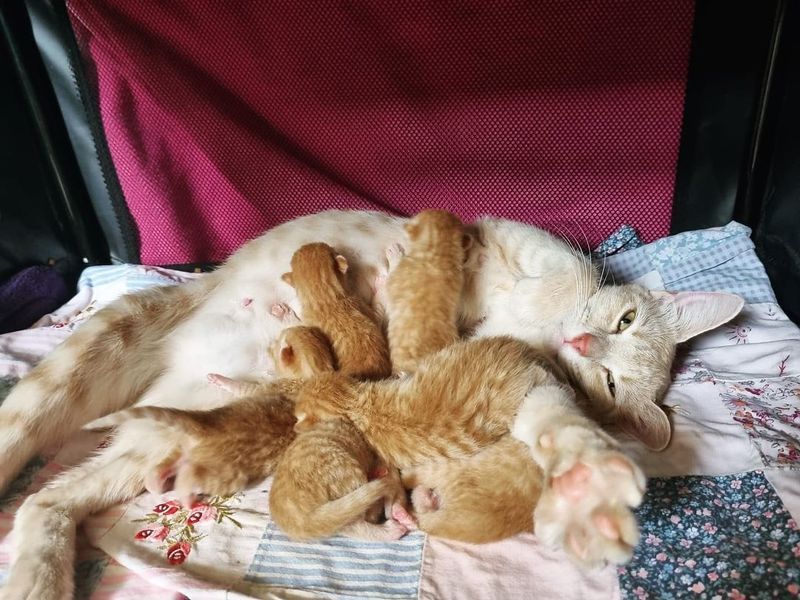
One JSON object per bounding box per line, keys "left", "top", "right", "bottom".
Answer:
{"left": 97, "top": 327, "right": 331, "bottom": 504}
{"left": 284, "top": 336, "right": 645, "bottom": 565}
{"left": 281, "top": 242, "right": 391, "bottom": 380}
{"left": 269, "top": 410, "right": 409, "bottom": 541}
{"left": 385, "top": 209, "right": 467, "bottom": 374}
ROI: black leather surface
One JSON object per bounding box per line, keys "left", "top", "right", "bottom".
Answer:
{"left": 26, "top": 0, "right": 139, "bottom": 264}
{"left": 0, "top": 0, "right": 107, "bottom": 283}
{"left": 747, "top": 0, "right": 800, "bottom": 324}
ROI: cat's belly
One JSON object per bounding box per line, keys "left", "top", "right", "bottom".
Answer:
{"left": 160, "top": 211, "right": 409, "bottom": 395}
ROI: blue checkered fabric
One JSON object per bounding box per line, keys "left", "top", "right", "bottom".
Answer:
{"left": 606, "top": 222, "right": 775, "bottom": 302}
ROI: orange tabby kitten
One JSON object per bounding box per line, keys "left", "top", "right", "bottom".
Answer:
{"left": 281, "top": 242, "right": 391, "bottom": 380}
{"left": 385, "top": 209, "right": 467, "bottom": 374}
{"left": 288, "top": 336, "right": 557, "bottom": 467}
{"left": 103, "top": 326, "right": 331, "bottom": 504}
{"left": 269, "top": 412, "right": 409, "bottom": 541}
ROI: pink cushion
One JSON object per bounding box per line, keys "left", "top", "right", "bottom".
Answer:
{"left": 68, "top": 1, "right": 694, "bottom": 264}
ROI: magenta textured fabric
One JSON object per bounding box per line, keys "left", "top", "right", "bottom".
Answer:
{"left": 68, "top": 1, "right": 694, "bottom": 265}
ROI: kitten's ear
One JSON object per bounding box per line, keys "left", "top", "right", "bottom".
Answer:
{"left": 335, "top": 255, "right": 349, "bottom": 275}
{"left": 281, "top": 272, "right": 294, "bottom": 287}
{"left": 617, "top": 401, "right": 672, "bottom": 451}
{"left": 280, "top": 345, "right": 295, "bottom": 365}
{"left": 404, "top": 221, "right": 420, "bottom": 240}
{"left": 652, "top": 291, "right": 744, "bottom": 343}
{"left": 462, "top": 232, "right": 474, "bottom": 252}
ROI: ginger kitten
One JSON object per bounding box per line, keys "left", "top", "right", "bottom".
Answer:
{"left": 281, "top": 242, "right": 391, "bottom": 380}
{"left": 269, "top": 412, "right": 409, "bottom": 541}
{"left": 103, "top": 326, "right": 332, "bottom": 504}
{"left": 386, "top": 209, "right": 468, "bottom": 374}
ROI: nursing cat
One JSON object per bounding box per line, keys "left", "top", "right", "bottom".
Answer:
{"left": 0, "top": 210, "right": 742, "bottom": 599}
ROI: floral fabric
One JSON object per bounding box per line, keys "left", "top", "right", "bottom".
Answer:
{"left": 619, "top": 471, "right": 800, "bottom": 599}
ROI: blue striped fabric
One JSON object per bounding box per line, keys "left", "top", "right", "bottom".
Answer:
{"left": 244, "top": 524, "right": 425, "bottom": 599}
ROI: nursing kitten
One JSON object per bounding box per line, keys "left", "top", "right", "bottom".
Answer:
{"left": 1, "top": 210, "right": 744, "bottom": 597}
{"left": 281, "top": 242, "right": 391, "bottom": 380}
{"left": 269, "top": 412, "right": 409, "bottom": 541}
{"left": 385, "top": 209, "right": 467, "bottom": 374}
{"left": 98, "top": 327, "right": 331, "bottom": 504}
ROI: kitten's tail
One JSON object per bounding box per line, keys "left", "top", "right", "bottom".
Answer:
{"left": 96, "top": 406, "right": 213, "bottom": 436}
{"left": 281, "top": 478, "right": 394, "bottom": 541}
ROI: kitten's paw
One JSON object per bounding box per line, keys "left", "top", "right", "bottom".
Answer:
{"left": 206, "top": 372, "right": 240, "bottom": 394}
{"left": 389, "top": 502, "right": 418, "bottom": 530}
{"left": 534, "top": 446, "right": 645, "bottom": 568}
{"left": 382, "top": 518, "right": 410, "bottom": 540}
{"left": 410, "top": 486, "right": 440, "bottom": 513}
{"left": 270, "top": 302, "right": 299, "bottom": 322}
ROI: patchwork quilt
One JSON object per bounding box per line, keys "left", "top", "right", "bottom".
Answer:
{"left": 1, "top": 222, "right": 798, "bottom": 599}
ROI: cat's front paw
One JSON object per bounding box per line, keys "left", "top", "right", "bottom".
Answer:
{"left": 534, "top": 445, "right": 645, "bottom": 568}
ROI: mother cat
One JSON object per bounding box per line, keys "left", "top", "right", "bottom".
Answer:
{"left": 0, "top": 210, "right": 741, "bottom": 599}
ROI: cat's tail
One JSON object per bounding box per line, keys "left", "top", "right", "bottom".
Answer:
{"left": 277, "top": 478, "right": 394, "bottom": 541}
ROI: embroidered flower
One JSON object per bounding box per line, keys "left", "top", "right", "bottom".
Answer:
{"left": 690, "top": 582, "right": 705, "bottom": 593}
{"left": 134, "top": 525, "right": 169, "bottom": 542}
{"left": 153, "top": 500, "right": 182, "bottom": 515}
{"left": 167, "top": 542, "right": 191, "bottom": 565}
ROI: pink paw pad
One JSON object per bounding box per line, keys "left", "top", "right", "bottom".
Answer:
{"left": 390, "top": 503, "right": 417, "bottom": 529}
{"left": 551, "top": 462, "right": 592, "bottom": 503}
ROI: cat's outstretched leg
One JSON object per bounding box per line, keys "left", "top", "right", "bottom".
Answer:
{"left": 0, "top": 284, "right": 196, "bottom": 493}
{"left": 1, "top": 421, "right": 180, "bottom": 600}
{"left": 512, "top": 385, "right": 645, "bottom": 567}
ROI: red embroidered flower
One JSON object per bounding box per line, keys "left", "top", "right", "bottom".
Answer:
{"left": 134, "top": 525, "right": 169, "bottom": 542}
{"left": 187, "top": 504, "right": 217, "bottom": 525}
{"left": 153, "top": 500, "right": 182, "bottom": 515}
{"left": 166, "top": 542, "right": 191, "bottom": 565}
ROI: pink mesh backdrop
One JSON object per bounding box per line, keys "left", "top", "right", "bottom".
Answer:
{"left": 67, "top": 1, "right": 694, "bottom": 265}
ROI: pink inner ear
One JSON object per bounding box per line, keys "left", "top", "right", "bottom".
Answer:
{"left": 280, "top": 346, "right": 295, "bottom": 364}
{"left": 653, "top": 290, "right": 744, "bottom": 343}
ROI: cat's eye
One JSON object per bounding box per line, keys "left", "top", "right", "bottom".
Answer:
{"left": 617, "top": 310, "right": 637, "bottom": 332}
{"left": 606, "top": 371, "right": 616, "bottom": 397}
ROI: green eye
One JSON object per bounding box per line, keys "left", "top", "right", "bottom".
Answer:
{"left": 606, "top": 371, "right": 616, "bottom": 397}
{"left": 617, "top": 309, "right": 636, "bottom": 332}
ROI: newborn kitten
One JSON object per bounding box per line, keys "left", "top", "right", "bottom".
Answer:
{"left": 102, "top": 327, "right": 331, "bottom": 504}
{"left": 269, "top": 411, "right": 409, "bottom": 542}
{"left": 287, "top": 336, "right": 558, "bottom": 468}
{"left": 281, "top": 242, "right": 391, "bottom": 380}
{"left": 386, "top": 209, "right": 468, "bottom": 374}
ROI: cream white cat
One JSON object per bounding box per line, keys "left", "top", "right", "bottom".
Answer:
{"left": 0, "top": 210, "right": 742, "bottom": 599}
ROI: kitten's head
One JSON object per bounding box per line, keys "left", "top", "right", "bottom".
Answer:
{"left": 405, "top": 210, "right": 472, "bottom": 254}
{"left": 282, "top": 242, "right": 349, "bottom": 294}
{"left": 557, "top": 284, "right": 743, "bottom": 450}
{"left": 271, "top": 326, "right": 336, "bottom": 379}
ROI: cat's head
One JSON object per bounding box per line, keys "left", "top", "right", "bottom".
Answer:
{"left": 557, "top": 285, "right": 743, "bottom": 451}
{"left": 405, "top": 210, "right": 473, "bottom": 254}
{"left": 282, "top": 242, "right": 350, "bottom": 294}
{"left": 271, "top": 326, "right": 336, "bottom": 379}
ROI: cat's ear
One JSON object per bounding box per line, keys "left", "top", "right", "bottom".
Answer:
{"left": 617, "top": 401, "right": 672, "bottom": 451}
{"left": 281, "top": 272, "right": 294, "bottom": 287}
{"left": 335, "top": 255, "right": 349, "bottom": 275}
{"left": 652, "top": 291, "right": 744, "bottom": 343}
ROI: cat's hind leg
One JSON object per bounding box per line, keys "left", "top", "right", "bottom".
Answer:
{"left": 1, "top": 421, "right": 180, "bottom": 600}
{"left": 512, "top": 385, "right": 645, "bottom": 567}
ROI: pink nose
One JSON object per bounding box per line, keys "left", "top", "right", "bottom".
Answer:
{"left": 566, "top": 333, "right": 592, "bottom": 357}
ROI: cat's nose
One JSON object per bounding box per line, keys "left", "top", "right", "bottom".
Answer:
{"left": 565, "top": 333, "right": 592, "bottom": 357}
